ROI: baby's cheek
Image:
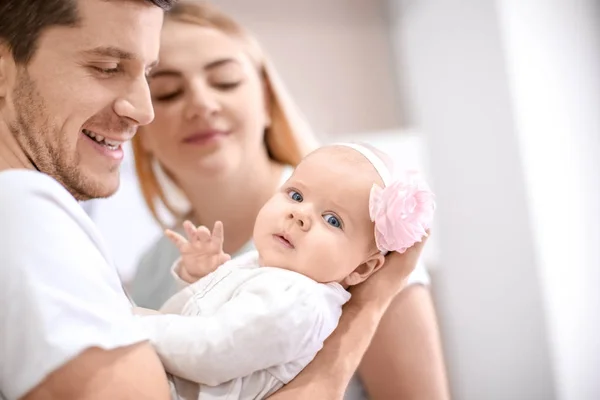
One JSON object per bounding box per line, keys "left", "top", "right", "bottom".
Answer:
{"left": 300, "top": 250, "right": 333, "bottom": 281}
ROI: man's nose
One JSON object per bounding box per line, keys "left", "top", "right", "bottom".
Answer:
{"left": 114, "top": 75, "right": 155, "bottom": 126}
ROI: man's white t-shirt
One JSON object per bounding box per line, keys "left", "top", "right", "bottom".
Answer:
{"left": 0, "top": 170, "right": 147, "bottom": 400}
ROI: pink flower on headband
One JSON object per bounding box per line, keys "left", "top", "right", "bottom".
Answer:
{"left": 369, "top": 171, "right": 435, "bottom": 254}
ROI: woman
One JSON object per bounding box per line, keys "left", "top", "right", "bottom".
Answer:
{"left": 131, "top": 2, "right": 450, "bottom": 399}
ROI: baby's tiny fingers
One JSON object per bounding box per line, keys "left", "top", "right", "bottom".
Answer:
{"left": 182, "top": 220, "right": 197, "bottom": 240}
{"left": 196, "top": 226, "right": 211, "bottom": 242}
{"left": 212, "top": 221, "right": 225, "bottom": 242}
{"left": 165, "top": 229, "right": 189, "bottom": 250}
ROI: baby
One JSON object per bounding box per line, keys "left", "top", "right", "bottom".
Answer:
{"left": 137, "top": 143, "right": 435, "bottom": 400}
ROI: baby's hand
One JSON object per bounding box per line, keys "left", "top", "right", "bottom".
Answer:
{"left": 165, "top": 220, "right": 231, "bottom": 283}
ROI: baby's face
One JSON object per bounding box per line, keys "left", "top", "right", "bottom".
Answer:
{"left": 253, "top": 146, "right": 384, "bottom": 285}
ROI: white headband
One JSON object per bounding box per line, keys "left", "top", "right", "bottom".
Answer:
{"left": 333, "top": 142, "right": 392, "bottom": 186}
{"left": 332, "top": 142, "right": 435, "bottom": 255}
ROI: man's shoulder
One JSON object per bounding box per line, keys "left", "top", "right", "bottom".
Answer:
{"left": 0, "top": 169, "right": 75, "bottom": 208}
{"left": 0, "top": 168, "right": 63, "bottom": 189}
{"left": 0, "top": 168, "right": 112, "bottom": 280}
{"left": 0, "top": 169, "right": 99, "bottom": 233}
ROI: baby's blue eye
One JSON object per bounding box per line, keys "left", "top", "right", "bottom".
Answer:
{"left": 288, "top": 190, "right": 303, "bottom": 202}
{"left": 324, "top": 214, "right": 342, "bottom": 229}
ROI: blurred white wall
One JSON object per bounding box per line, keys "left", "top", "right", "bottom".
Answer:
{"left": 387, "top": 1, "right": 555, "bottom": 398}
{"left": 388, "top": 0, "right": 600, "bottom": 399}
{"left": 497, "top": 1, "right": 600, "bottom": 398}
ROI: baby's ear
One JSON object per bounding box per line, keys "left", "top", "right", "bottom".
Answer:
{"left": 343, "top": 253, "right": 385, "bottom": 287}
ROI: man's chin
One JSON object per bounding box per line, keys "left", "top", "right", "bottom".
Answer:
{"left": 72, "top": 186, "right": 118, "bottom": 201}
{"left": 69, "top": 171, "right": 121, "bottom": 201}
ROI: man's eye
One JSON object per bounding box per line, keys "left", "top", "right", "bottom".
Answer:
{"left": 324, "top": 214, "right": 342, "bottom": 229}
{"left": 288, "top": 190, "right": 303, "bottom": 202}
{"left": 91, "top": 66, "right": 120, "bottom": 75}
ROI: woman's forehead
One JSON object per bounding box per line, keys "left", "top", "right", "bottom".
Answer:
{"left": 158, "top": 21, "right": 249, "bottom": 67}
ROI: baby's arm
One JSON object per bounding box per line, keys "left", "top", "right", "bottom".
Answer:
{"left": 138, "top": 276, "right": 332, "bottom": 387}
{"left": 165, "top": 220, "right": 231, "bottom": 284}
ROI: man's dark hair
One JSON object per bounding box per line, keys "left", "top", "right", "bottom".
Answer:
{"left": 0, "top": 0, "right": 176, "bottom": 64}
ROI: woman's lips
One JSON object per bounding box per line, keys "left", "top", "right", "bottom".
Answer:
{"left": 182, "top": 130, "right": 229, "bottom": 145}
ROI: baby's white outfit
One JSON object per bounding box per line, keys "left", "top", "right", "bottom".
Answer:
{"left": 138, "top": 251, "right": 350, "bottom": 400}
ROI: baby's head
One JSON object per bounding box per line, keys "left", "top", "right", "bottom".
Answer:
{"left": 253, "top": 143, "right": 435, "bottom": 287}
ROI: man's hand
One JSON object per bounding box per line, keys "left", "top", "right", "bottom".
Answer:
{"left": 165, "top": 220, "right": 231, "bottom": 283}
{"left": 350, "top": 231, "right": 430, "bottom": 307}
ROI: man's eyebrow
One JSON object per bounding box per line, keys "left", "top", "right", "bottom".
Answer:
{"left": 82, "top": 46, "right": 159, "bottom": 68}
{"left": 82, "top": 46, "right": 136, "bottom": 60}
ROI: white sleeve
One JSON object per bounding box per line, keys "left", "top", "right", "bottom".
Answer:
{"left": 158, "top": 284, "right": 195, "bottom": 315}
{"left": 0, "top": 170, "right": 147, "bottom": 400}
{"left": 170, "top": 251, "right": 261, "bottom": 289}
{"left": 169, "top": 257, "right": 190, "bottom": 288}
{"left": 138, "top": 274, "right": 326, "bottom": 387}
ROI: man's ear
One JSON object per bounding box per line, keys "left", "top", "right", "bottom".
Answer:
{"left": 0, "top": 43, "right": 11, "bottom": 98}
{"left": 343, "top": 253, "right": 385, "bottom": 287}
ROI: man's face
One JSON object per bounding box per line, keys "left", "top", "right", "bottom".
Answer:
{"left": 0, "top": 0, "right": 163, "bottom": 199}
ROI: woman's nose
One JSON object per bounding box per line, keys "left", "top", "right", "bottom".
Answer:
{"left": 185, "top": 83, "right": 221, "bottom": 120}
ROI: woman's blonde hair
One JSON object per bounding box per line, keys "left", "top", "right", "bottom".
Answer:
{"left": 132, "top": 0, "right": 319, "bottom": 227}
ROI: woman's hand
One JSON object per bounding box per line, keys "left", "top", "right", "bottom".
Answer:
{"left": 354, "top": 231, "right": 450, "bottom": 400}
{"left": 350, "top": 231, "right": 430, "bottom": 308}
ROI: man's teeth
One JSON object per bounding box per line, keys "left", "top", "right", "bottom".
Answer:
{"left": 82, "top": 129, "right": 121, "bottom": 150}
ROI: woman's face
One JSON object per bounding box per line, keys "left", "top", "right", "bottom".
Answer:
{"left": 140, "top": 20, "right": 270, "bottom": 181}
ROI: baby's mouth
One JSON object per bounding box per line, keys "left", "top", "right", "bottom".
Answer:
{"left": 274, "top": 233, "right": 295, "bottom": 249}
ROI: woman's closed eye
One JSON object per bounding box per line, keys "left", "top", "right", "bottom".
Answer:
{"left": 153, "top": 89, "right": 183, "bottom": 102}
{"left": 323, "top": 213, "right": 343, "bottom": 230}
{"left": 208, "top": 64, "right": 245, "bottom": 91}
{"left": 212, "top": 80, "right": 243, "bottom": 91}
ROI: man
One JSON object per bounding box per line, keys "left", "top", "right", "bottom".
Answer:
{"left": 0, "top": 1, "right": 173, "bottom": 399}
{"left": 0, "top": 1, "right": 426, "bottom": 399}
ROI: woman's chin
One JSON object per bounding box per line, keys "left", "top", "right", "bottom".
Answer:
{"left": 189, "top": 156, "right": 237, "bottom": 179}
{"left": 180, "top": 143, "right": 247, "bottom": 181}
